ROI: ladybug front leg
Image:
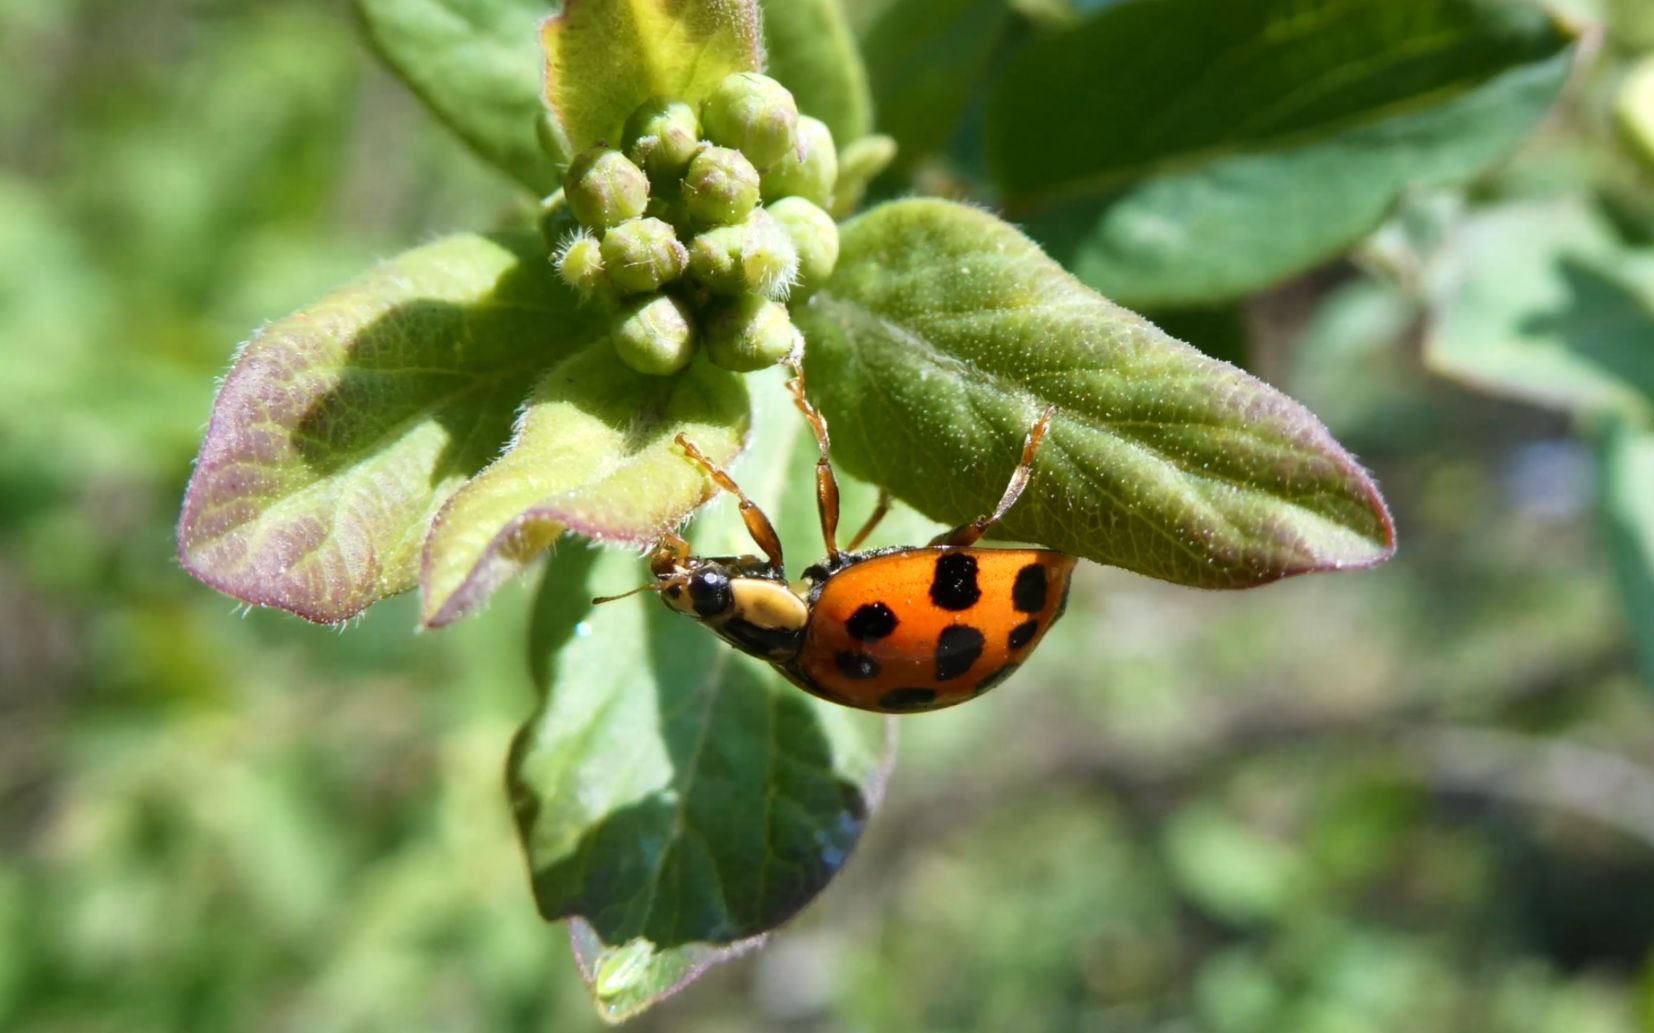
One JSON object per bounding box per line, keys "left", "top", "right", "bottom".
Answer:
{"left": 934, "top": 406, "right": 1056, "bottom": 548}
{"left": 675, "top": 433, "right": 786, "bottom": 574}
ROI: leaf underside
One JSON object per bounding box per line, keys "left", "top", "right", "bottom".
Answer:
{"left": 795, "top": 199, "right": 1395, "bottom": 588}
{"left": 177, "top": 232, "right": 595, "bottom": 624}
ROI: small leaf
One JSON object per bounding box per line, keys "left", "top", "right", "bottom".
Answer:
{"left": 1596, "top": 422, "right": 1654, "bottom": 691}
{"left": 356, "top": 0, "right": 563, "bottom": 194}
{"left": 860, "top": 0, "right": 1011, "bottom": 168}
{"left": 795, "top": 199, "right": 1394, "bottom": 587}
{"left": 178, "top": 233, "right": 593, "bottom": 624}
{"left": 1426, "top": 199, "right": 1654, "bottom": 421}
{"left": 511, "top": 376, "right": 891, "bottom": 1020}
{"left": 420, "top": 351, "right": 750, "bottom": 628}
{"left": 542, "top": 0, "right": 762, "bottom": 155}
{"left": 759, "top": 0, "right": 873, "bottom": 144}
{"left": 991, "top": 0, "right": 1575, "bottom": 307}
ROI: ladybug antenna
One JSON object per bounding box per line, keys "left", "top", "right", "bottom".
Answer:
{"left": 591, "top": 582, "right": 663, "bottom": 606}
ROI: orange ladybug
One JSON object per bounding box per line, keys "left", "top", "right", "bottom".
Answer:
{"left": 599, "top": 362, "right": 1075, "bottom": 713}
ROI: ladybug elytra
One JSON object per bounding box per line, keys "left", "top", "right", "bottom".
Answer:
{"left": 597, "top": 362, "right": 1075, "bottom": 713}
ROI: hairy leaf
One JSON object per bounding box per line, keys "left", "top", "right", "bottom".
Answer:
{"left": 542, "top": 0, "right": 762, "bottom": 155}
{"left": 795, "top": 199, "right": 1394, "bottom": 587}
{"left": 421, "top": 352, "right": 749, "bottom": 627}
{"left": 356, "top": 0, "right": 562, "bottom": 194}
{"left": 992, "top": 0, "right": 1575, "bottom": 307}
{"left": 512, "top": 376, "right": 891, "bottom": 1020}
{"left": 1597, "top": 421, "right": 1654, "bottom": 690}
{"left": 1426, "top": 200, "right": 1654, "bottom": 421}
{"left": 178, "top": 233, "right": 592, "bottom": 624}
{"left": 760, "top": 0, "right": 873, "bottom": 144}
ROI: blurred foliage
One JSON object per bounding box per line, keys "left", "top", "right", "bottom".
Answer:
{"left": 2, "top": 1, "right": 1653, "bottom": 1032}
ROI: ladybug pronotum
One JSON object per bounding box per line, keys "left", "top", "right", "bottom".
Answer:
{"left": 598, "top": 362, "right": 1075, "bottom": 713}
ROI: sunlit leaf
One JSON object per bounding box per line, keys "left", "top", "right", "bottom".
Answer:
{"left": 796, "top": 199, "right": 1394, "bottom": 587}
{"left": 511, "top": 376, "right": 891, "bottom": 1020}
{"left": 356, "top": 0, "right": 562, "bottom": 194}
{"left": 542, "top": 0, "right": 762, "bottom": 155}
{"left": 178, "top": 233, "right": 591, "bottom": 624}
{"left": 420, "top": 352, "right": 749, "bottom": 627}
{"left": 1426, "top": 199, "right": 1654, "bottom": 421}
{"left": 992, "top": 0, "right": 1575, "bottom": 307}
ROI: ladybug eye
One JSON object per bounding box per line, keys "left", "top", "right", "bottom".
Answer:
{"left": 687, "top": 570, "right": 732, "bottom": 617}
{"left": 664, "top": 584, "right": 683, "bottom": 600}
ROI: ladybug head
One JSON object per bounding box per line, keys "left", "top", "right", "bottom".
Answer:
{"left": 660, "top": 566, "right": 734, "bottom": 618}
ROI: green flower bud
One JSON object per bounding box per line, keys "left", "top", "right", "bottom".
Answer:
{"left": 682, "top": 146, "right": 761, "bottom": 227}
{"left": 565, "top": 147, "right": 650, "bottom": 230}
{"left": 622, "top": 97, "right": 702, "bottom": 185}
{"left": 766, "top": 197, "right": 838, "bottom": 298}
{"left": 612, "top": 293, "right": 698, "bottom": 376}
{"left": 600, "top": 217, "right": 689, "bottom": 294}
{"left": 760, "top": 116, "right": 837, "bottom": 207}
{"left": 554, "top": 231, "right": 608, "bottom": 298}
{"left": 701, "top": 72, "right": 799, "bottom": 170}
{"left": 686, "top": 210, "right": 799, "bottom": 299}
{"left": 704, "top": 294, "right": 802, "bottom": 372}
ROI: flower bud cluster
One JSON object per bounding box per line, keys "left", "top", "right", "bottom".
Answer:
{"left": 552, "top": 73, "right": 842, "bottom": 376}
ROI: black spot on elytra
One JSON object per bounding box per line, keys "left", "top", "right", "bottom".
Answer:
{"left": 934, "top": 625, "right": 985, "bottom": 681}
{"left": 846, "top": 602, "right": 897, "bottom": 641}
{"left": 878, "top": 687, "right": 936, "bottom": 712}
{"left": 835, "top": 651, "right": 881, "bottom": 680}
{"left": 974, "top": 662, "right": 1020, "bottom": 696}
{"left": 1012, "top": 563, "right": 1048, "bottom": 613}
{"left": 930, "top": 553, "right": 981, "bottom": 611}
{"left": 1008, "top": 618, "right": 1039, "bottom": 650}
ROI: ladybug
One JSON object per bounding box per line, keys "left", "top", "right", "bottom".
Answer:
{"left": 597, "top": 362, "right": 1075, "bottom": 713}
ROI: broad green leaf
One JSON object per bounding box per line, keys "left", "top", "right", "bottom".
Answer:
{"left": 542, "top": 0, "right": 762, "bottom": 155}
{"left": 861, "top": 0, "right": 1011, "bottom": 168}
{"left": 511, "top": 374, "right": 891, "bottom": 1021}
{"left": 420, "top": 352, "right": 749, "bottom": 627}
{"left": 178, "top": 233, "right": 594, "bottom": 624}
{"left": 760, "top": 0, "right": 874, "bottom": 144}
{"left": 1618, "top": 55, "right": 1654, "bottom": 176}
{"left": 992, "top": 0, "right": 1575, "bottom": 307}
{"left": 1598, "top": 422, "right": 1654, "bottom": 690}
{"left": 795, "top": 199, "right": 1394, "bottom": 587}
{"left": 1426, "top": 199, "right": 1654, "bottom": 420}
{"left": 356, "top": 0, "right": 562, "bottom": 194}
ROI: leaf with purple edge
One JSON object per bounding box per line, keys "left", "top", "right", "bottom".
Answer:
{"left": 795, "top": 199, "right": 1396, "bottom": 588}
{"left": 178, "top": 232, "right": 602, "bottom": 624}
{"left": 541, "top": 0, "right": 763, "bottom": 156}
{"left": 419, "top": 349, "right": 750, "bottom": 628}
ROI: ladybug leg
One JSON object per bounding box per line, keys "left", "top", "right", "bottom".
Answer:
{"left": 844, "top": 488, "right": 892, "bottom": 552}
{"left": 784, "top": 358, "right": 843, "bottom": 564}
{"left": 934, "top": 405, "right": 1056, "bottom": 548}
{"left": 675, "top": 433, "right": 785, "bottom": 572}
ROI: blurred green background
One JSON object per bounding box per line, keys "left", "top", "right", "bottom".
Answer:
{"left": 3, "top": 0, "right": 1652, "bottom": 1031}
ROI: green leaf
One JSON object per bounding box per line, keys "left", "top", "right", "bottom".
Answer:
{"left": 760, "top": 0, "right": 873, "bottom": 144}
{"left": 1596, "top": 421, "right": 1654, "bottom": 690}
{"left": 542, "top": 0, "right": 762, "bottom": 155}
{"left": 992, "top": 0, "right": 1575, "bottom": 307}
{"left": 420, "top": 352, "right": 749, "bottom": 627}
{"left": 795, "top": 199, "right": 1394, "bottom": 587}
{"left": 355, "top": 0, "right": 563, "bottom": 195}
{"left": 1617, "top": 55, "right": 1654, "bottom": 177}
{"left": 1426, "top": 199, "right": 1654, "bottom": 421}
{"left": 178, "top": 232, "right": 595, "bottom": 624}
{"left": 861, "top": 0, "right": 1012, "bottom": 168}
{"left": 511, "top": 373, "right": 891, "bottom": 1021}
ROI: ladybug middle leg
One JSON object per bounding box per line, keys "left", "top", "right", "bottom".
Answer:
{"left": 674, "top": 433, "right": 786, "bottom": 572}
{"left": 784, "top": 358, "right": 844, "bottom": 564}
{"left": 934, "top": 405, "right": 1057, "bottom": 548}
